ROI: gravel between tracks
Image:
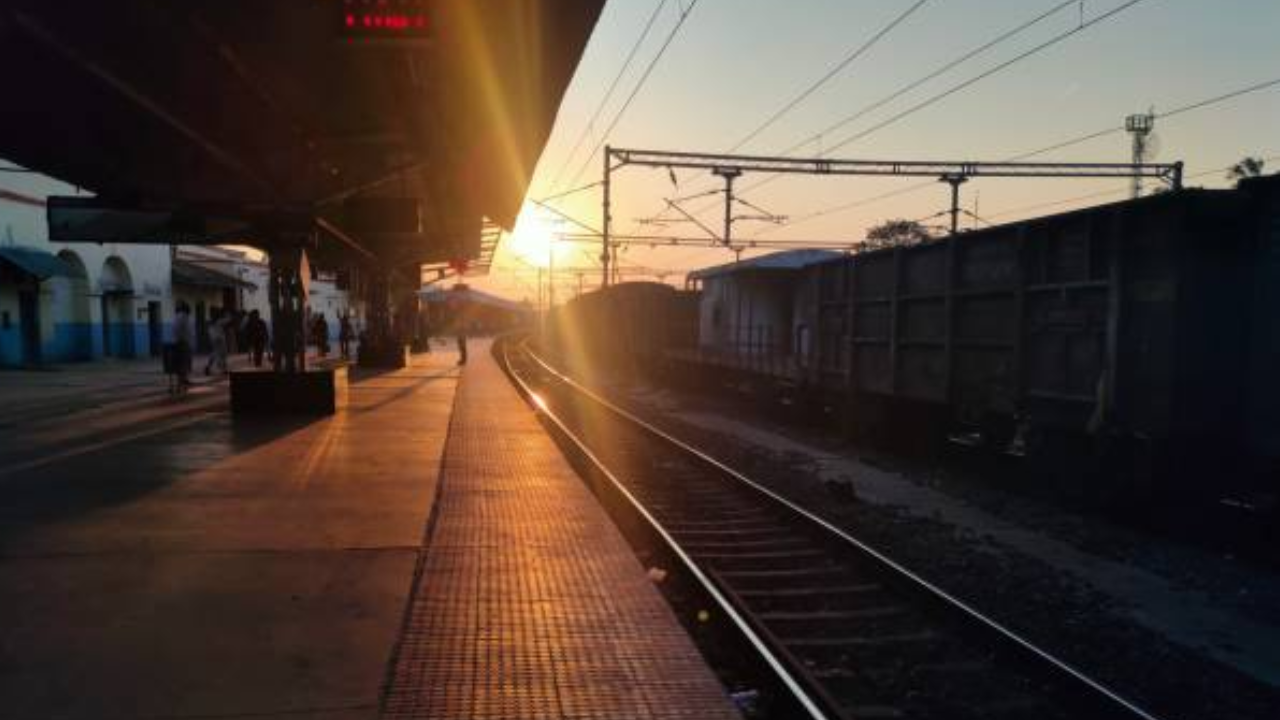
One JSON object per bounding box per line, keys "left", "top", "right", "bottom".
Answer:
{"left": 597, "top": 378, "right": 1280, "bottom": 720}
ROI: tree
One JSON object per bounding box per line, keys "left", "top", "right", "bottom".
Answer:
{"left": 860, "top": 219, "right": 934, "bottom": 251}
{"left": 1226, "top": 156, "right": 1266, "bottom": 186}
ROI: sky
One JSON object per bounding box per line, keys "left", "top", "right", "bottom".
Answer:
{"left": 3, "top": 0, "right": 1276, "bottom": 306}
{"left": 480, "top": 0, "right": 1280, "bottom": 302}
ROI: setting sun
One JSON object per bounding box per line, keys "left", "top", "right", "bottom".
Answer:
{"left": 505, "top": 202, "right": 569, "bottom": 268}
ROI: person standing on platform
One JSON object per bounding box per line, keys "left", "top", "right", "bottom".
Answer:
{"left": 339, "top": 313, "right": 354, "bottom": 359}
{"left": 450, "top": 284, "right": 468, "bottom": 365}
{"left": 171, "top": 301, "right": 194, "bottom": 388}
{"left": 313, "top": 312, "right": 330, "bottom": 358}
{"left": 204, "top": 308, "right": 230, "bottom": 376}
{"left": 245, "top": 309, "right": 268, "bottom": 368}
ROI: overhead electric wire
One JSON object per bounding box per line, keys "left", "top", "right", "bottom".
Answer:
{"left": 645, "top": 0, "right": 933, "bottom": 225}
{"left": 565, "top": 0, "right": 703, "bottom": 190}
{"left": 984, "top": 184, "right": 1133, "bottom": 219}
{"left": 749, "top": 180, "right": 939, "bottom": 237}
{"left": 727, "top": 0, "right": 933, "bottom": 154}
{"left": 545, "top": 0, "right": 670, "bottom": 193}
{"left": 1008, "top": 74, "right": 1280, "bottom": 160}
{"left": 820, "top": 0, "right": 1153, "bottom": 157}
{"left": 755, "top": 72, "right": 1280, "bottom": 236}
{"left": 782, "top": 0, "right": 1078, "bottom": 159}
{"left": 530, "top": 2, "right": 1273, "bottom": 280}
{"left": 525, "top": 198, "right": 602, "bottom": 235}
{"left": 534, "top": 179, "right": 604, "bottom": 204}
{"left": 759, "top": 149, "right": 1274, "bottom": 241}
{"left": 740, "top": 149, "right": 1269, "bottom": 245}
{"left": 987, "top": 152, "right": 1280, "bottom": 220}
{"left": 751, "top": 79, "right": 1280, "bottom": 237}
{"left": 712, "top": 0, "right": 1154, "bottom": 230}
{"left": 1160, "top": 76, "right": 1280, "bottom": 121}
{"left": 556, "top": 232, "right": 862, "bottom": 249}
{"left": 664, "top": 0, "right": 1111, "bottom": 216}
{"left": 665, "top": 244, "right": 735, "bottom": 268}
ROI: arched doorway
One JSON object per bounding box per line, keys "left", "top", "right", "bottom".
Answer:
{"left": 99, "top": 256, "right": 136, "bottom": 358}
{"left": 52, "top": 250, "right": 93, "bottom": 360}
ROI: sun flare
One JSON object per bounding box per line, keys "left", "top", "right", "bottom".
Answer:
{"left": 506, "top": 203, "right": 568, "bottom": 268}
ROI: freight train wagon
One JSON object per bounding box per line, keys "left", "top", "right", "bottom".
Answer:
{"left": 543, "top": 281, "right": 698, "bottom": 377}
{"left": 799, "top": 175, "right": 1280, "bottom": 502}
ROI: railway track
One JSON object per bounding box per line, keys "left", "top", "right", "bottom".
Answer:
{"left": 498, "top": 338, "right": 1166, "bottom": 720}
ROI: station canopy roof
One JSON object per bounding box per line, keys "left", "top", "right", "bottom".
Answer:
{"left": 0, "top": 0, "right": 604, "bottom": 272}
{"left": 419, "top": 284, "right": 528, "bottom": 314}
{"left": 0, "top": 245, "right": 74, "bottom": 280}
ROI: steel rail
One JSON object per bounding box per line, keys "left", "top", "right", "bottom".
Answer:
{"left": 497, "top": 339, "right": 834, "bottom": 720}
{"left": 517, "top": 341, "right": 1167, "bottom": 720}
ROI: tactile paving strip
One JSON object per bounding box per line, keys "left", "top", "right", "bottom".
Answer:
{"left": 381, "top": 343, "right": 739, "bottom": 719}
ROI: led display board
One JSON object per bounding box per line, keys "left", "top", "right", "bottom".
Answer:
{"left": 339, "top": 0, "right": 431, "bottom": 41}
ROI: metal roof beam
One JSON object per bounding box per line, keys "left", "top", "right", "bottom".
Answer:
{"left": 11, "top": 10, "right": 278, "bottom": 198}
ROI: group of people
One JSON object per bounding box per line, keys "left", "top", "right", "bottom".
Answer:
{"left": 167, "top": 293, "right": 469, "bottom": 391}
{"left": 167, "top": 303, "right": 277, "bottom": 389}
{"left": 310, "top": 312, "right": 356, "bottom": 360}
{"left": 201, "top": 307, "right": 270, "bottom": 375}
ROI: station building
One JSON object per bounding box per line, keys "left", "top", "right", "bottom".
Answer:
{"left": 0, "top": 172, "right": 174, "bottom": 365}
{"left": 172, "top": 245, "right": 359, "bottom": 350}
{"left": 1, "top": 171, "right": 358, "bottom": 366}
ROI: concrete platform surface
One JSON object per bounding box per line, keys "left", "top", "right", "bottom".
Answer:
{"left": 0, "top": 351, "right": 460, "bottom": 719}
{"left": 381, "top": 340, "right": 739, "bottom": 720}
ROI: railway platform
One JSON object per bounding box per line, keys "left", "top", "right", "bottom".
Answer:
{"left": 0, "top": 351, "right": 460, "bottom": 719}
{"left": 0, "top": 341, "right": 737, "bottom": 719}
{"left": 381, "top": 338, "right": 739, "bottom": 719}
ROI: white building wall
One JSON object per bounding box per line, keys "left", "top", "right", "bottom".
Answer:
{"left": 2, "top": 168, "right": 376, "bottom": 364}
{"left": 1, "top": 170, "right": 172, "bottom": 363}
{"left": 239, "top": 263, "right": 272, "bottom": 319}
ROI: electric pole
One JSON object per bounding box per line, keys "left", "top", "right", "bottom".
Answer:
{"left": 547, "top": 234, "right": 555, "bottom": 312}
{"left": 601, "top": 145, "right": 612, "bottom": 289}
{"left": 713, "top": 166, "right": 743, "bottom": 246}
{"left": 940, "top": 173, "right": 967, "bottom": 235}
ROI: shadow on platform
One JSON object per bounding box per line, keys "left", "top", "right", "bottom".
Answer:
{"left": 0, "top": 411, "right": 317, "bottom": 549}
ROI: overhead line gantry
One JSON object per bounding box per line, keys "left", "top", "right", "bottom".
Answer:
{"left": 599, "top": 145, "right": 1183, "bottom": 289}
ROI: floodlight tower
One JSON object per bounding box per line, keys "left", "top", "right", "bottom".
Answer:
{"left": 1125, "top": 111, "right": 1155, "bottom": 198}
